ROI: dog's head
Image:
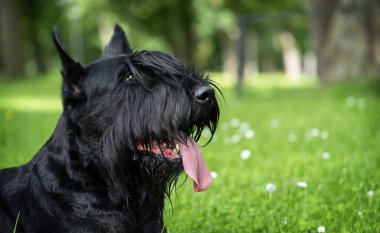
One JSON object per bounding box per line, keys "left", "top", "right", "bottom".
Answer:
{"left": 52, "top": 24, "right": 220, "bottom": 194}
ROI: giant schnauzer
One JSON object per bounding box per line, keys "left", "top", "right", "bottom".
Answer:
{"left": 0, "top": 24, "right": 220, "bottom": 232}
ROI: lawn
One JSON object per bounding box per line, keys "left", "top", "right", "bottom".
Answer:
{"left": 0, "top": 73, "right": 379, "bottom": 232}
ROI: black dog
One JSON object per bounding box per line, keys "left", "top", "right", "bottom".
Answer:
{"left": 0, "top": 24, "right": 220, "bottom": 233}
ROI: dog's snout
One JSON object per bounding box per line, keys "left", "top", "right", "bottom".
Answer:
{"left": 194, "top": 85, "right": 215, "bottom": 104}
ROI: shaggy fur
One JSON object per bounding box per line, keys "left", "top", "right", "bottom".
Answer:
{"left": 0, "top": 24, "right": 220, "bottom": 233}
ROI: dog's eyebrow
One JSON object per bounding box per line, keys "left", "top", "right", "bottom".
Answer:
{"left": 124, "top": 55, "right": 140, "bottom": 77}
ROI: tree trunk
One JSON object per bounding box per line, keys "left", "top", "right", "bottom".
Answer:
{"left": 278, "top": 31, "right": 302, "bottom": 82}
{"left": 69, "top": 19, "right": 84, "bottom": 64}
{"left": 0, "top": 0, "right": 25, "bottom": 77}
{"left": 31, "top": 32, "right": 47, "bottom": 73}
{"left": 244, "top": 31, "right": 259, "bottom": 77}
{"left": 21, "top": 0, "right": 47, "bottom": 74}
{"left": 177, "top": 0, "right": 196, "bottom": 64}
{"left": 222, "top": 28, "right": 238, "bottom": 76}
{"left": 363, "top": 0, "right": 380, "bottom": 73}
{"left": 309, "top": 0, "right": 380, "bottom": 84}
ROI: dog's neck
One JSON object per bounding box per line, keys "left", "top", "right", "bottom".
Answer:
{"left": 48, "top": 115, "right": 70, "bottom": 153}
{"left": 45, "top": 114, "right": 170, "bottom": 208}
{"left": 33, "top": 114, "right": 169, "bottom": 229}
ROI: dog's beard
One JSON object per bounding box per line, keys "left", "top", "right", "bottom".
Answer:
{"left": 131, "top": 152, "right": 183, "bottom": 202}
{"left": 135, "top": 132, "right": 213, "bottom": 192}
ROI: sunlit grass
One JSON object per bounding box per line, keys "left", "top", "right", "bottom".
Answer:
{"left": 211, "top": 72, "right": 318, "bottom": 90}
{"left": 13, "top": 212, "right": 20, "bottom": 233}
{"left": 0, "top": 71, "right": 61, "bottom": 112}
{"left": 0, "top": 97, "right": 61, "bottom": 112}
{"left": 0, "top": 73, "right": 379, "bottom": 232}
{"left": 0, "top": 73, "right": 62, "bottom": 166}
{"left": 165, "top": 76, "right": 380, "bottom": 232}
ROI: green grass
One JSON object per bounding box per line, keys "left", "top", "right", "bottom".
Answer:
{"left": 0, "top": 73, "right": 379, "bottom": 232}
{"left": 13, "top": 211, "right": 20, "bottom": 233}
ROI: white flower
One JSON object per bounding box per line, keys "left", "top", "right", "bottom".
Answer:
{"left": 270, "top": 119, "right": 280, "bottom": 128}
{"left": 322, "top": 152, "right": 331, "bottom": 160}
{"left": 345, "top": 96, "right": 355, "bottom": 107}
{"left": 288, "top": 134, "right": 297, "bottom": 142}
{"left": 297, "top": 181, "right": 308, "bottom": 188}
{"left": 310, "top": 128, "right": 320, "bottom": 137}
{"left": 223, "top": 138, "right": 232, "bottom": 145}
{"left": 230, "top": 118, "right": 240, "bottom": 127}
{"left": 317, "top": 226, "right": 326, "bottom": 233}
{"left": 240, "top": 150, "right": 251, "bottom": 160}
{"left": 266, "top": 183, "right": 276, "bottom": 193}
{"left": 211, "top": 171, "right": 218, "bottom": 179}
{"left": 244, "top": 130, "right": 255, "bottom": 139}
{"left": 210, "top": 134, "right": 218, "bottom": 142}
{"left": 239, "top": 122, "right": 250, "bottom": 132}
{"left": 320, "top": 131, "right": 329, "bottom": 139}
{"left": 367, "top": 190, "right": 375, "bottom": 197}
{"left": 201, "top": 129, "right": 211, "bottom": 138}
{"left": 231, "top": 134, "right": 241, "bottom": 143}
{"left": 221, "top": 122, "right": 230, "bottom": 131}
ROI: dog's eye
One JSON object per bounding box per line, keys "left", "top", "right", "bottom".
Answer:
{"left": 126, "top": 75, "right": 136, "bottom": 82}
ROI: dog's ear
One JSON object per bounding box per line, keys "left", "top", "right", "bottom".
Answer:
{"left": 52, "top": 26, "right": 84, "bottom": 95}
{"left": 101, "top": 24, "right": 133, "bottom": 58}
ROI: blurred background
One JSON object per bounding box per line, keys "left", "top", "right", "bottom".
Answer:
{"left": 1, "top": 0, "right": 379, "bottom": 86}
{"left": 1, "top": 0, "right": 380, "bottom": 232}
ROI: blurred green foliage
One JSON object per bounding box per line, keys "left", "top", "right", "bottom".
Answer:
{"left": 5, "top": 0, "right": 306, "bottom": 73}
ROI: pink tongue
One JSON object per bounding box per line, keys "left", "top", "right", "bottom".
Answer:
{"left": 177, "top": 137, "right": 212, "bottom": 192}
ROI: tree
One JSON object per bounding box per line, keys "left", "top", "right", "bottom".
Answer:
{"left": 309, "top": 0, "right": 380, "bottom": 84}
{"left": 0, "top": 0, "right": 25, "bottom": 77}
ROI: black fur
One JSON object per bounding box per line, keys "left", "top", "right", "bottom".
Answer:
{"left": 0, "top": 24, "right": 220, "bottom": 233}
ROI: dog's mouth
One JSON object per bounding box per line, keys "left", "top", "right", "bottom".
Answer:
{"left": 136, "top": 141, "right": 181, "bottom": 159}
{"left": 136, "top": 132, "right": 212, "bottom": 192}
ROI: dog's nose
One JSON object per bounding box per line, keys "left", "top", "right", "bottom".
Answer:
{"left": 194, "top": 85, "right": 215, "bottom": 103}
